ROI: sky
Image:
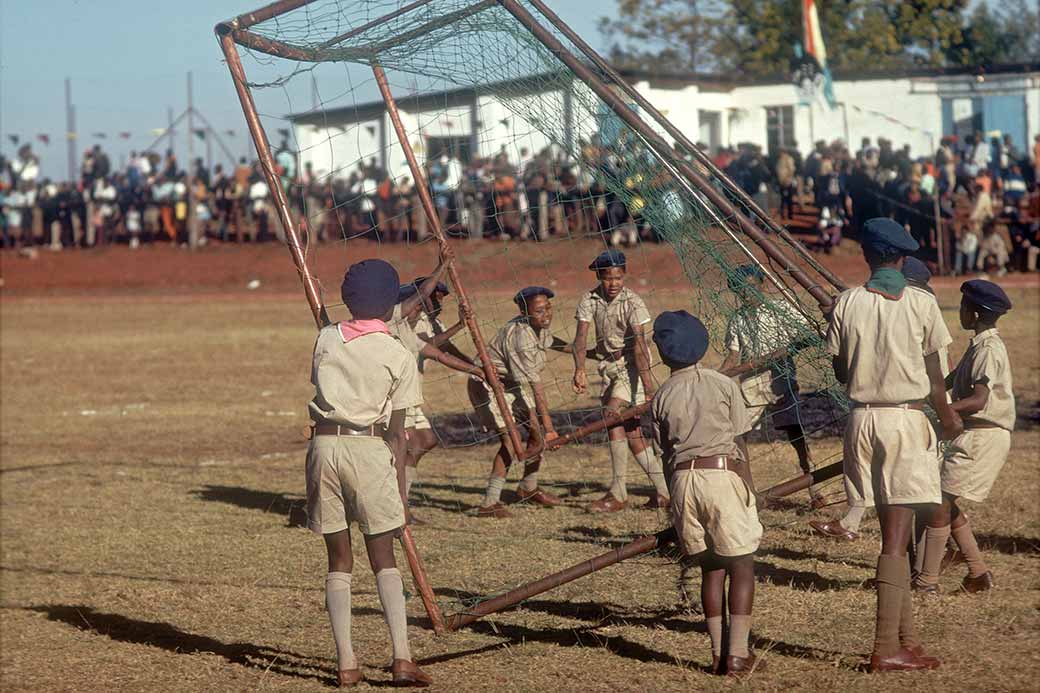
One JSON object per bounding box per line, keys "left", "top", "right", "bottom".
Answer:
{"left": 0, "top": 0, "right": 619, "bottom": 180}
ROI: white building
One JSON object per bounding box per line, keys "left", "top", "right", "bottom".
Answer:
{"left": 289, "top": 63, "right": 1040, "bottom": 179}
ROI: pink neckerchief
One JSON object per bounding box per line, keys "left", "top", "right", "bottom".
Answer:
{"left": 338, "top": 319, "right": 389, "bottom": 344}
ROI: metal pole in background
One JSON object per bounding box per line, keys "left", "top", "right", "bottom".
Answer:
{"left": 934, "top": 193, "right": 946, "bottom": 276}
{"left": 187, "top": 71, "right": 199, "bottom": 248}
{"left": 371, "top": 62, "right": 528, "bottom": 464}
{"left": 167, "top": 107, "right": 175, "bottom": 157}
{"left": 64, "top": 78, "right": 76, "bottom": 181}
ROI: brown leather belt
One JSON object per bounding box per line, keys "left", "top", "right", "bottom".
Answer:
{"left": 673, "top": 455, "right": 733, "bottom": 472}
{"left": 312, "top": 422, "right": 384, "bottom": 437}
{"left": 851, "top": 401, "right": 925, "bottom": 411}
{"left": 964, "top": 419, "right": 1003, "bottom": 430}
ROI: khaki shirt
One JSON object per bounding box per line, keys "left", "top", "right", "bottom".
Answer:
{"left": 650, "top": 365, "right": 752, "bottom": 465}
{"left": 307, "top": 324, "right": 422, "bottom": 427}
{"left": 486, "top": 317, "right": 552, "bottom": 384}
{"left": 826, "top": 286, "right": 952, "bottom": 404}
{"left": 575, "top": 286, "right": 651, "bottom": 357}
{"left": 907, "top": 286, "right": 950, "bottom": 378}
{"left": 414, "top": 313, "right": 446, "bottom": 375}
{"left": 386, "top": 304, "right": 427, "bottom": 360}
{"left": 951, "top": 328, "right": 1015, "bottom": 430}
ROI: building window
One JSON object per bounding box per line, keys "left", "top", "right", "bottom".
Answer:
{"left": 765, "top": 106, "right": 795, "bottom": 154}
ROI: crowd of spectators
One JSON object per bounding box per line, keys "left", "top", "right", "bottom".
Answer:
{"left": 2, "top": 129, "right": 1038, "bottom": 276}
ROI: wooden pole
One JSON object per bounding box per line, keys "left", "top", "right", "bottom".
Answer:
{"left": 446, "top": 528, "right": 676, "bottom": 630}
{"left": 371, "top": 62, "right": 527, "bottom": 464}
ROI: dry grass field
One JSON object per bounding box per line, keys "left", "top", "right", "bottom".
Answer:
{"left": 1, "top": 244, "right": 1038, "bottom": 692}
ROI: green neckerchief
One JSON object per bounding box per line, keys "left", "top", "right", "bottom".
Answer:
{"left": 865, "top": 267, "right": 907, "bottom": 300}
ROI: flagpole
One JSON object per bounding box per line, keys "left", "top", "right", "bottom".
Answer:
{"left": 65, "top": 78, "right": 76, "bottom": 181}
{"left": 187, "top": 71, "right": 199, "bottom": 248}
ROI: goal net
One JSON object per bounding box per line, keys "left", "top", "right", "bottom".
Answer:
{"left": 217, "top": 0, "right": 852, "bottom": 626}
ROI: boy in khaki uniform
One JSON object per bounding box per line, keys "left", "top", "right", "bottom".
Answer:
{"left": 826, "top": 218, "right": 962, "bottom": 674}
{"left": 721, "top": 264, "right": 815, "bottom": 481}
{"left": 650, "top": 310, "right": 763, "bottom": 677}
{"left": 306, "top": 258, "right": 431, "bottom": 687}
{"left": 387, "top": 278, "right": 482, "bottom": 521}
{"left": 572, "top": 249, "right": 669, "bottom": 512}
{"left": 471, "top": 286, "right": 562, "bottom": 518}
{"left": 916, "top": 280, "right": 1014, "bottom": 594}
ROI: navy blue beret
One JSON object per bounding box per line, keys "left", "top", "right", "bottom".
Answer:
{"left": 397, "top": 283, "right": 418, "bottom": 304}
{"left": 652, "top": 310, "right": 709, "bottom": 366}
{"left": 727, "top": 263, "right": 766, "bottom": 291}
{"left": 860, "top": 217, "right": 919, "bottom": 256}
{"left": 961, "top": 279, "right": 1012, "bottom": 314}
{"left": 412, "top": 276, "right": 450, "bottom": 295}
{"left": 901, "top": 256, "right": 931, "bottom": 285}
{"left": 589, "top": 249, "right": 627, "bottom": 271}
{"left": 514, "top": 286, "right": 555, "bottom": 311}
{"left": 341, "top": 259, "right": 400, "bottom": 320}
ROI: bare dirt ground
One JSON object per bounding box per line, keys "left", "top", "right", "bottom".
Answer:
{"left": 1, "top": 239, "right": 1038, "bottom": 692}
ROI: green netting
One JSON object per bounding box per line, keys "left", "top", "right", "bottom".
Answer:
{"left": 232, "top": 0, "right": 854, "bottom": 615}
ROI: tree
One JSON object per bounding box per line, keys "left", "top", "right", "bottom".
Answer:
{"left": 599, "top": 0, "right": 1026, "bottom": 77}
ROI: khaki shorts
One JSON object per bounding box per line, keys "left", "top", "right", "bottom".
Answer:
{"left": 598, "top": 358, "right": 644, "bottom": 406}
{"left": 404, "top": 406, "right": 431, "bottom": 431}
{"left": 941, "top": 428, "right": 1011, "bottom": 502}
{"left": 670, "top": 468, "right": 762, "bottom": 557}
{"left": 843, "top": 407, "right": 940, "bottom": 508}
{"left": 305, "top": 435, "right": 405, "bottom": 536}
{"left": 469, "top": 378, "right": 532, "bottom": 432}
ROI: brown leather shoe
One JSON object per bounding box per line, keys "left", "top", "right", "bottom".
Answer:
{"left": 726, "top": 652, "right": 764, "bottom": 677}
{"left": 642, "top": 494, "right": 669, "bottom": 509}
{"left": 940, "top": 548, "right": 965, "bottom": 574}
{"left": 586, "top": 494, "right": 627, "bottom": 514}
{"left": 808, "top": 519, "right": 858, "bottom": 541}
{"left": 869, "top": 647, "right": 937, "bottom": 673}
{"left": 337, "top": 668, "right": 363, "bottom": 687}
{"left": 911, "top": 577, "right": 940, "bottom": 595}
{"left": 475, "top": 502, "right": 513, "bottom": 519}
{"left": 961, "top": 571, "right": 994, "bottom": 594}
{"left": 390, "top": 659, "right": 431, "bottom": 687}
{"left": 515, "top": 487, "right": 562, "bottom": 507}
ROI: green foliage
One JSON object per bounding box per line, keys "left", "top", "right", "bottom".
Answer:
{"left": 600, "top": 0, "right": 1038, "bottom": 77}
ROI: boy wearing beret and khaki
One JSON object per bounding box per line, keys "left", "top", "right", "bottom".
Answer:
{"left": 826, "top": 218, "right": 962, "bottom": 673}
{"left": 915, "top": 279, "right": 1015, "bottom": 594}
{"left": 650, "top": 310, "right": 763, "bottom": 677}
{"left": 387, "top": 277, "right": 482, "bottom": 522}
{"left": 306, "top": 258, "right": 432, "bottom": 687}
{"left": 572, "top": 249, "right": 669, "bottom": 513}
{"left": 471, "top": 286, "right": 562, "bottom": 518}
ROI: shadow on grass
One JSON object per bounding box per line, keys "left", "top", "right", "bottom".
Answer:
{"left": 756, "top": 561, "right": 861, "bottom": 591}
{"left": 0, "top": 564, "right": 327, "bottom": 592}
{"left": 26, "top": 605, "right": 335, "bottom": 685}
{"left": 434, "top": 589, "right": 858, "bottom": 670}
{"left": 974, "top": 533, "right": 1040, "bottom": 556}
{"left": 193, "top": 485, "right": 307, "bottom": 528}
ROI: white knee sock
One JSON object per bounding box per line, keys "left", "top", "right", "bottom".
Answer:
{"left": 633, "top": 447, "right": 668, "bottom": 498}
{"left": 607, "top": 440, "right": 630, "bottom": 501}
{"left": 325, "top": 572, "right": 357, "bottom": 670}
{"left": 841, "top": 505, "right": 866, "bottom": 533}
{"left": 518, "top": 470, "right": 538, "bottom": 492}
{"left": 375, "top": 568, "right": 411, "bottom": 662}
{"left": 483, "top": 475, "right": 506, "bottom": 507}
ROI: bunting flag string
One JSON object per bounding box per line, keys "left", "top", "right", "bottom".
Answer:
{"left": 4, "top": 128, "right": 238, "bottom": 146}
